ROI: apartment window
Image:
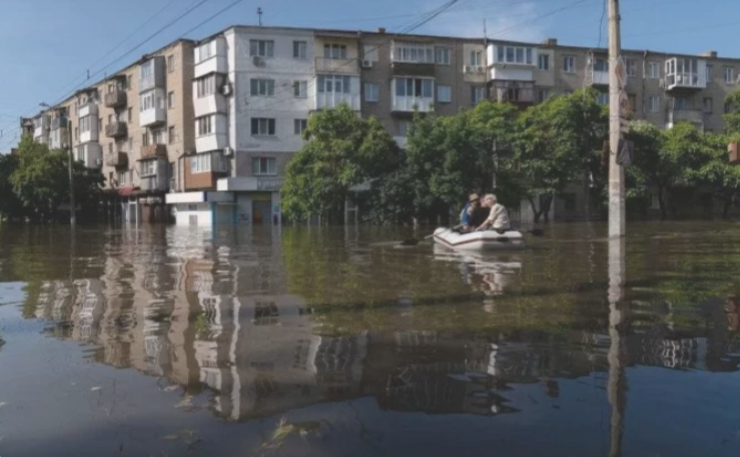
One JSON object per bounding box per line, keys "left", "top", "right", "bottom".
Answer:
{"left": 98, "top": 118, "right": 102, "bottom": 133}
{"left": 117, "top": 170, "right": 130, "bottom": 185}
{"left": 626, "top": 59, "right": 636, "bottom": 77}
{"left": 647, "top": 62, "right": 660, "bottom": 79}
{"left": 675, "top": 97, "right": 689, "bottom": 110}
{"left": 140, "top": 91, "right": 156, "bottom": 111}
{"left": 435, "top": 47, "right": 450, "bottom": 65}
{"left": 250, "top": 40, "right": 274, "bottom": 58}
{"left": 563, "top": 55, "right": 576, "bottom": 73}
{"left": 198, "top": 41, "right": 214, "bottom": 62}
{"left": 437, "top": 84, "right": 452, "bottom": 103}
{"left": 293, "top": 41, "right": 307, "bottom": 59}
{"left": 393, "top": 43, "right": 434, "bottom": 63}
{"left": 79, "top": 116, "right": 90, "bottom": 133}
{"left": 538, "top": 54, "right": 549, "bottom": 70}
{"left": 250, "top": 78, "right": 275, "bottom": 96}
{"left": 140, "top": 60, "right": 153, "bottom": 79}
{"left": 196, "top": 116, "right": 213, "bottom": 136}
{"left": 724, "top": 66, "right": 736, "bottom": 84}
{"left": 168, "top": 126, "right": 175, "bottom": 143}
{"left": 470, "top": 50, "right": 483, "bottom": 67}
{"left": 538, "top": 89, "right": 550, "bottom": 102}
{"left": 127, "top": 75, "right": 133, "bottom": 90}
{"left": 108, "top": 143, "right": 113, "bottom": 154}
{"left": 594, "top": 57, "right": 608, "bottom": 72}
{"left": 252, "top": 157, "right": 277, "bottom": 175}
{"left": 495, "top": 45, "right": 533, "bottom": 65}
{"left": 324, "top": 43, "right": 347, "bottom": 59}
{"left": 74, "top": 126, "right": 79, "bottom": 140}
{"left": 318, "top": 75, "right": 351, "bottom": 93}
{"left": 364, "top": 82, "right": 379, "bottom": 102}
{"left": 648, "top": 95, "right": 660, "bottom": 112}
{"left": 706, "top": 65, "right": 714, "bottom": 83}
{"left": 127, "top": 107, "right": 133, "bottom": 122}
{"left": 167, "top": 91, "right": 174, "bottom": 109}
{"left": 128, "top": 137, "right": 133, "bottom": 151}
{"left": 152, "top": 128, "right": 164, "bottom": 144}
{"left": 141, "top": 160, "right": 157, "bottom": 176}
{"left": 395, "top": 78, "right": 433, "bottom": 98}
{"left": 142, "top": 132, "right": 149, "bottom": 147}
{"left": 196, "top": 75, "right": 216, "bottom": 98}
{"left": 703, "top": 97, "right": 713, "bottom": 114}
{"left": 107, "top": 114, "right": 113, "bottom": 124}
{"left": 725, "top": 101, "right": 732, "bottom": 114}
{"left": 398, "top": 120, "right": 410, "bottom": 136}
{"left": 251, "top": 118, "right": 276, "bottom": 136}
{"left": 293, "top": 80, "right": 308, "bottom": 98}
{"left": 294, "top": 119, "right": 307, "bottom": 135}
{"left": 190, "top": 154, "right": 211, "bottom": 174}
{"left": 597, "top": 92, "right": 609, "bottom": 106}
{"left": 363, "top": 45, "right": 379, "bottom": 63}
{"left": 167, "top": 55, "right": 175, "bottom": 73}
{"left": 471, "top": 86, "right": 486, "bottom": 105}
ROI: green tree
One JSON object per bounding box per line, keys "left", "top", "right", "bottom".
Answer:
{"left": 281, "top": 104, "right": 399, "bottom": 222}
{"left": 724, "top": 90, "right": 740, "bottom": 134}
{"left": 689, "top": 132, "right": 740, "bottom": 219}
{"left": 0, "top": 152, "right": 24, "bottom": 221}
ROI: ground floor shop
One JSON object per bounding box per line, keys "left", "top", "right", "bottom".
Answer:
{"left": 165, "top": 186, "right": 282, "bottom": 227}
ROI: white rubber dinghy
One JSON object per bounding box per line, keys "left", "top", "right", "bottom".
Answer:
{"left": 433, "top": 227, "right": 525, "bottom": 251}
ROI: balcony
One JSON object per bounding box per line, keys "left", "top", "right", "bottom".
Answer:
{"left": 77, "top": 143, "right": 102, "bottom": 169}
{"left": 104, "top": 90, "right": 127, "bottom": 108}
{"left": 491, "top": 80, "right": 535, "bottom": 105}
{"left": 141, "top": 144, "right": 167, "bottom": 160}
{"left": 139, "top": 56, "right": 166, "bottom": 93}
{"left": 141, "top": 174, "right": 168, "bottom": 192}
{"left": 667, "top": 109, "right": 704, "bottom": 130}
{"left": 139, "top": 96, "right": 166, "bottom": 127}
{"left": 315, "top": 91, "right": 361, "bottom": 110}
{"left": 105, "top": 151, "right": 128, "bottom": 168}
{"left": 195, "top": 37, "right": 227, "bottom": 78}
{"left": 315, "top": 57, "right": 359, "bottom": 75}
{"left": 587, "top": 63, "right": 609, "bottom": 86}
{"left": 105, "top": 121, "right": 127, "bottom": 139}
{"left": 665, "top": 57, "right": 706, "bottom": 91}
{"left": 487, "top": 44, "right": 536, "bottom": 82}
{"left": 51, "top": 117, "right": 68, "bottom": 130}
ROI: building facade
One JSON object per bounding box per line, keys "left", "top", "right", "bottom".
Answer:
{"left": 27, "top": 26, "right": 740, "bottom": 226}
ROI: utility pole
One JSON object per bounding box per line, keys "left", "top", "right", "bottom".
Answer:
{"left": 257, "top": 7, "right": 263, "bottom": 26}
{"left": 608, "top": 0, "right": 625, "bottom": 238}
{"left": 67, "top": 119, "right": 76, "bottom": 227}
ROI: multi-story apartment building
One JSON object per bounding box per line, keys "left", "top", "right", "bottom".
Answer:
{"left": 25, "top": 26, "right": 740, "bottom": 225}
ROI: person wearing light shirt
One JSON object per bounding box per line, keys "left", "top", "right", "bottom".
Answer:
{"left": 476, "top": 194, "right": 510, "bottom": 233}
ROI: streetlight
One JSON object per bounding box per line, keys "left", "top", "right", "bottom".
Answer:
{"left": 40, "top": 102, "right": 75, "bottom": 226}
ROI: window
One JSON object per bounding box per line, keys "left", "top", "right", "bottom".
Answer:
{"left": 252, "top": 157, "right": 276, "bottom": 175}
{"left": 250, "top": 78, "right": 275, "bottom": 96}
{"left": 724, "top": 66, "right": 736, "bottom": 84}
{"left": 703, "top": 97, "right": 713, "bottom": 114}
{"left": 127, "top": 107, "right": 133, "bottom": 122}
{"left": 152, "top": 128, "right": 163, "bottom": 144}
{"left": 98, "top": 118, "right": 102, "bottom": 133}
{"left": 363, "top": 45, "right": 379, "bottom": 63}
{"left": 706, "top": 65, "right": 714, "bottom": 83}
{"left": 318, "top": 75, "right": 352, "bottom": 93}
{"left": 293, "top": 80, "right": 307, "bottom": 98}
{"left": 127, "top": 75, "right": 133, "bottom": 90}
{"left": 74, "top": 126, "right": 79, "bottom": 140}
{"left": 435, "top": 47, "right": 450, "bottom": 65}
{"left": 538, "top": 54, "right": 549, "bottom": 70}
{"left": 168, "top": 126, "right": 175, "bottom": 143}
{"left": 471, "top": 86, "right": 486, "bottom": 105}
{"left": 251, "top": 118, "right": 276, "bottom": 136}
{"left": 392, "top": 43, "right": 434, "bottom": 63}
{"left": 395, "top": 78, "right": 433, "bottom": 98}
{"left": 628, "top": 93, "right": 636, "bottom": 112}
{"left": 293, "top": 41, "right": 307, "bottom": 59}
{"left": 437, "top": 84, "right": 452, "bottom": 103}
{"left": 324, "top": 43, "right": 347, "bottom": 59}
{"left": 108, "top": 143, "right": 113, "bottom": 154}
{"left": 725, "top": 101, "right": 733, "bottom": 114}
{"left": 167, "top": 91, "right": 174, "bottom": 109}
{"left": 647, "top": 62, "right": 660, "bottom": 79}
{"left": 140, "top": 91, "right": 155, "bottom": 111}
{"left": 675, "top": 97, "right": 689, "bottom": 110}
{"left": 196, "top": 75, "right": 216, "bottom": 98}
{"left": 167, "top": 55, "right": 174, "bottom": 73}
{"left": 250, "top": 40, "right": 274, "bottom": 58}
{"left": 107, "top": 114, "right": 113, "bottom": 124}
{"left": 563, "top": 55, "right": 576, "bottom": 73}
{"left": 597, "top": 92, "right": 609, "bottom": 106}
{"left": 626, "top": 59, "right": 636, "bottom": 77}
{"left": 648, "top": 95, "right": 660, "bottom": 112}
{"left": 364, "top": 82, "right": 379, "bottom": 102}
{"left": 198, "top": 41, "right": 214, "bottom": 62}
{"left": 594, "top": 57, "right": 608, "bottom": 72}
{"left": 538, "top": 89, "right": 550, "bottom": 102}
{"left": 470, "top": 50, "right": 483, "bottom": 67}
{"left": 494, "top": 45, "right": 533, "bottom": 65}
{"left": 141, "top": 160, "right": 157, "bottom": 176}
{"left": 398, "top": 120, "right": 410, "bottom": 136}
{"left": 190, "top": 154, "right": 211, "bottom": 174}
{"left": 117, "top": 170, "right": 130, "bottom": 185}
{"left": 79, "top": 115, "right": 90, "bottom": 133}
{"left": 142, "top": 132, "right": 149, "bottom": 147}
{"left": 140, "top": 60, "right": 152, "bottom": 79}
{"left": 294, "top": 119, "right": 307, "bottom": 135}
{"left": 196, "top": 116, "right": 213, "bottom": 136}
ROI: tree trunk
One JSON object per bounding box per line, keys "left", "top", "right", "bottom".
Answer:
{"left": 658, "top": 187, "right": 667, "bottom": 221}
{"left": 583, "top": 171, "right": 591, "bottom": 222}
{"left": 527, "top": 197, "right": 542, "bottom": 223}
{"left": 722, "top": 197, "right": 733, "bottom": 220}
{"left": 541, "top": 194, "right": 554, "bottom": 223}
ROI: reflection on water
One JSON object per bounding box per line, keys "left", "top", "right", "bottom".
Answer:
{"left": 2, "top": 223, "right": 740, "bottom": 456}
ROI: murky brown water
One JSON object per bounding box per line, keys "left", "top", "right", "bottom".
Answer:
{"left": 1, "top": 222, "right": 739, "bottom": 456}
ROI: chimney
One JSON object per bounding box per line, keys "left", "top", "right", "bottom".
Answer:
{"left": 702, "top": 50, "right": 718, "bottom": 58}
{"left": 378, "top": 27, "right": 386, "bottom": 34}
{"left": 542, "top": 38, "right": 558, "bottom": 47}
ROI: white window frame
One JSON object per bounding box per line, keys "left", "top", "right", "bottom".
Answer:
{"left": 190, "top": 154, "right": 211, "bottom": 174}
{"left": 167, "top": 91, "right": 174, "bottom": 109}
{"left": 324, "top": 43, "right": 347, "bottom": 59}
{"left": 538, "top": 54, "right": 549, "bottom": 70}
{"left": 626, "top": 59, "right": 636, "bottom": 77}
{"left": 294, "top": 119, "right": 307, "bottom": 135}
{"left": 293, "top": 40, "right": 307, "bottom": 59}
{"left": 706, "top": 65, "right": 714, "bottom": 83}
{"left": 196, "top": 115, "right": 213, "bottom": 137}
{"left": 648, "top": 95, "right": 660, "bottom": 112}
{"left": 168, "top": 126, "right": 175, "bottom": 144}
{"left": 495, "top": 45, "right": 534, "bottom": 65}
{"left": 252, "top": 157, "right": 277, "bottom": 176}
{"left": 724, "top": 66, "right": 735, "bottom": 84}
{"left": 152, "top": 128, "right": 164, "bottom": 145}
{"left": 80, "top": 115, "right": 90, "bottom": 133}
{"left": 141, "top": 160, "right": 157, "bottom": 176}
{"left": 563, "top": 55, "right": 576, "bottom": 73}
{"left": 647, "top": 62, "right": 660, "bottom": 79}
{"left": 250, "top": 78, "right": 275, "bottom": 97}
{"left": 250, "top": 40, "right": 274, "bottom": 58}
{"left": 364, "top": 83, "right": 379, "bottom": 102}
{"left": 167, "top": 54, "right": 175, "bottom": 73}
{"left": 117, "top": 170, "right": 130, "bottom": 185}
{"left": 471, "top": 86, "right": 485, "bottom": 105}
{"left": 437, "top": 84, "right": 452, "bottom": 103}
{"left": 435, "top": 47, "right": 450, "bottom": 65}
{"left": 196, "top": 75, "right": 216, "bottom": 98}
{"left": 317, "top": 75, "right": 352, "bottom": 93}
{"left": 197, "top": 41, "right": 214, "bottom": 63}
{"left": 251, "top": 118, "right": 276, "bottom": 136}
{"left": 538, "top": 89, "right": 550, "bottom": 102}
{"left": 470, "top": 50, "right": 483, "bottom": 67}
{"left": 594, "top": 57, "right": 608, "bottom": 72}
{"left": 395, "top": 77, "right": 434, "bottom": 98}
{"left": 293, "top": 80, "right": 308, "bottom": 98}
{"left": 597, "top": 92, "right": 609, "bottom": 106}
{"left": 392, "top": 42, "right": 435, "bottom": 64}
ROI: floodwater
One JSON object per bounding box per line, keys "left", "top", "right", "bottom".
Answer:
{"left": 0, "top": 223, "right": 739, "bottom": 457}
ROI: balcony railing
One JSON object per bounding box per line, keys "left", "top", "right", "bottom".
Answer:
{"left": 51, "top": 117, "right": 68, "bottom": 130}
{"left": 105, "top": 121, "right": 127, "bottom": 139}
{"left": 141, "top": 144, "right": 167, "bottom": 160}
{"left": 315, "top": 57, "right": 359, "bottom": 74}
{"left": 668, "top": 109, "right": 703, "bottom": 125}
{"left": 105, "top": 151, "right": 128, "bottom": 168}
{"left": 104, "top": 90, "right": 127, "bottom": 108}
{"left": 665, "top": 72, "right": 703, "bottom": 90}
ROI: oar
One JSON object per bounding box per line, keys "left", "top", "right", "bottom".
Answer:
{"left": 400, "top": 224, "right": 464, "bottom": 246}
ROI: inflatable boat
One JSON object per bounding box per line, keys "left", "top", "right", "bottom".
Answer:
{"left": 433, "top": 227, "right": 525, "bottom": 251}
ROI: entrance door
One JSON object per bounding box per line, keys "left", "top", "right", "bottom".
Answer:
{"left": 252, "top": 201, "right": 271, "bottom": 225}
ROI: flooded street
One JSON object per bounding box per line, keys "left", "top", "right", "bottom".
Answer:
{"left": 1, "top": 222, "right": 740, "bottom": 457}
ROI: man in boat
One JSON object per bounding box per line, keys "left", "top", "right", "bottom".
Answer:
{"left": 460, "top": 193, "right": 489, "bottom": 232}
{"left": 476, "top": 194, "right": 511, "bottom": 233}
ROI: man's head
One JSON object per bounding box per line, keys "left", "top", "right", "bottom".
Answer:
{"left": 483, "top": 194, "right": 497, "bottom": 207}
{"left": 469, "top": 193, "right": 481, "bottom": 207}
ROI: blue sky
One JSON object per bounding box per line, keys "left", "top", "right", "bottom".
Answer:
{"left": 1, "top": 0, "right": 739, "bottom": 150}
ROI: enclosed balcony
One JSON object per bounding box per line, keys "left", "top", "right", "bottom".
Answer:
{"left": 315, "top": 57, "right": 359, "bottom": 75}
{"left": 667, "top": 108, "right": 704, "bottom": 131}
{"left": 390, "top": 41, "right": 436, "bottom": 77}
{"left": 315, "top": 75, "right": 361, "bottom": 110}
{"left": 51, "top": 117, "right": 68, "bottom": 130}
{"left": 76, "top": 143, "right": 102, "bottom": 169}
{"left": 104, "top": 89, "right": 127, "bottom": 109}
{"left": 105, "top": 151, "right": 128, "bottom": 168}
{"left": 139, "top": 88, "right": 166, "bottom": 127}
{"left": 33, "top": 114, "right": 50, "bottom": 140}
{"left": 140, "top": 143, "right": 168, "bottom": 160}
{"left": 490, "top": 80, "right": 535, "bottom": 105}
{"left": 487, "top": 44, "right": 536, "bottom": 82}
{"left": 140, "top": 159, "right": 168, "bottom": 192}
{"left": 665, "top": 57, "right": 706, "bottom": 91}
{"left": 139, "top": 56, "right": 166, "bottom": 93}
{"left": 391, "top": 77, "right": 434, "bottom": 112}
{"left": 587, "top": 57, "right": 609, "bottom": 86}
{"left": 105, "top": 121, "right": 127, "bottom": 139}
{"left": 194, "top": 37, "right": 227, "bottom": 78}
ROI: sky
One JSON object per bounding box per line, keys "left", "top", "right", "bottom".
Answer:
{"left": 1, "top": 0, "right": 740, "bottom": 150}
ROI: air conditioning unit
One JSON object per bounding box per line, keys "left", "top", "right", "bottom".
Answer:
{"left": 252, "top": 55, "right": 265, "bottom": 67}
{"left": 362, "top": 60, "right": 373, "bottom": 68}
{"left": 464, "top": 65, "right": 473, "bottom": 74}
{"left": 223, "top": 146, "right": 233, "bottom": 157}
{"left": 221, "top": 82, "right": 233, "bottom": 96}
{"left": 658, "top": 78, "right": 666, "bottom": 88}
{"left": 476, "top": 66, "right": 485, "bottom": 74}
